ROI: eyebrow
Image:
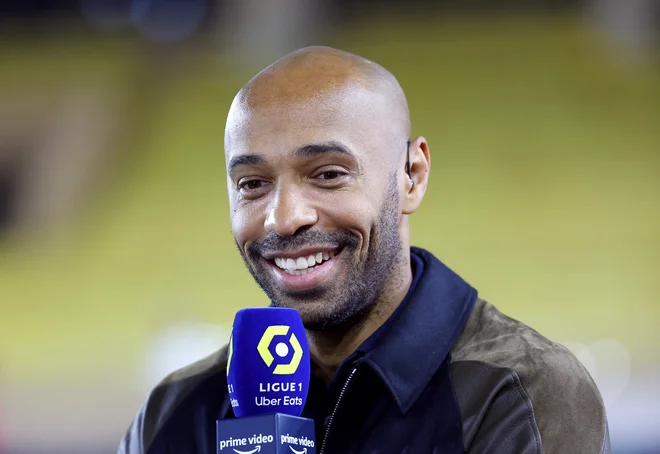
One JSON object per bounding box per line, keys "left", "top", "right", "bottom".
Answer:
{"left": 293, "top": 141, "right": 355, "bottom": 159}
{"left": 227, "top": 154, "right": 266, "bottom": 174}
{"left": 228, "top": 141, "right": 356, "bottom": 174}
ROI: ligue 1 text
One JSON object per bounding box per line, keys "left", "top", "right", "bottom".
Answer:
{"left": 259, "top": 382, "right": 303, "bottom": 392}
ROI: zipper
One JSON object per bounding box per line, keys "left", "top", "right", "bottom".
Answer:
{"left": 318, "top": 364, "right": 359, "bottom": 454}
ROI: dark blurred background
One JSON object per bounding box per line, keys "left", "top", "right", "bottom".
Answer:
{"left": 0, "top": 1, "right": 658, "bottom": 453}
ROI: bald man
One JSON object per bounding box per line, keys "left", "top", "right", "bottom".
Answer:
{"left": 118, "top": 47, "right": 611, "bottom": 454}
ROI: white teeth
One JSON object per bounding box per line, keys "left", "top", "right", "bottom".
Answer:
{"left": 307, "top": 255, "right": 316, "bottom": 267}
{"left": 274, "top": 250, "right": 339, "bottom": 272}
{"left": 285, "top": 266, "right": 314, "bottom": 275}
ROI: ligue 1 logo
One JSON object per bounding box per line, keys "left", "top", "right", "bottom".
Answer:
{"left": 257, "top": 325, "right": 303, "bottom": 375}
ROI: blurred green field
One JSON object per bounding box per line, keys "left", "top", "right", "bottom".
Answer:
{"left": 0, "top": 14, "right": 658, "bottom": 387}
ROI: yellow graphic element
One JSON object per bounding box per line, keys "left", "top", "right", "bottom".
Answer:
{"left": 226, "top": 332, "right": 233, "bottom": 376}
{"left": 277, "top": 332, "right": 302, "bottom": 375}
{"left": 257, "top": 326, "right": 289, "bottom": 367}
{"left": 256, "top": 325, "right": 303, "bottom": 375}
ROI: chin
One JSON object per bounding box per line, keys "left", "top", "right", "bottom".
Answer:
{"left": 264, "top": 282, "right": 370, "bottom": 331}
{"left": 269, "top": 297, "right": 336, "bottom": 329}
{"left": 305, "top": 304, "right": 371, "bottom": 332}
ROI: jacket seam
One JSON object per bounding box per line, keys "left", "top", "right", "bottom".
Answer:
{"left": 507, "top": 368, "right": 542, "bottom": 454}
{"left": 452, "top": 360, "right": 542, "bottom": 453}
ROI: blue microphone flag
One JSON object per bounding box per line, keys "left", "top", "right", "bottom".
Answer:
{"left": 226, "top": 307, "right": 311, "bottom": 417}
{"left": 218, "top": 307, "right": 316, "bottom": 454}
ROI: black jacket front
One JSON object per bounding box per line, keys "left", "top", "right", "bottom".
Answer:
{"left": 118, "top": 247, "right": 611, "bottom": 454}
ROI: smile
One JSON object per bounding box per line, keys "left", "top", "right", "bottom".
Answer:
{"left": 264, "top": 247, "right": 343, "bottom": 292}
{"left": 273, "top": 250, "right": 338, "bottom": 275}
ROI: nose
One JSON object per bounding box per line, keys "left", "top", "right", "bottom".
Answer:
{"left": 264, "top": 186, "right": 318, "bottom": 237}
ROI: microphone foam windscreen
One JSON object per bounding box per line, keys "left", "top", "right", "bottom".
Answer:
{"left": 227, "top": 307, "right": 311, "bottom": 417}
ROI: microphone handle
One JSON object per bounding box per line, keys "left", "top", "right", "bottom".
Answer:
{"left": 216, "top": 413, "right": 316, "bottom": 454}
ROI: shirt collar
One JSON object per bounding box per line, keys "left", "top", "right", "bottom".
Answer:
{"left": 351, "top": 246, "right": 478, "bottom": 414}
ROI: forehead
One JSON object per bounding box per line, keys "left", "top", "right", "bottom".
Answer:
{"left": 224, "top": 86, "right": 394, "bottom": 163}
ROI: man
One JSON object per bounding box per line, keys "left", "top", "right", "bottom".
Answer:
{"left": 118, "top": 46, "right": 611, "bottom": 453}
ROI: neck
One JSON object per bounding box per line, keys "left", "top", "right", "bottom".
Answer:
{"left": 307, "top": 252, "right": 413, "bottom": 385}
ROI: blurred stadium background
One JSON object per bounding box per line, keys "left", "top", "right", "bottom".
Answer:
{"left": 0, "top": 0, "right": 658, "bottom": 453}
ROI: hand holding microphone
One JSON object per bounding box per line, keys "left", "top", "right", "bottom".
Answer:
{"left": 217, "top": 307, "right": 316, "bottom": 454}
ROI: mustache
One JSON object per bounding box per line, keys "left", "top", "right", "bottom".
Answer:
{"left": 248, "top": 229, "right": 359, "bottom": 258}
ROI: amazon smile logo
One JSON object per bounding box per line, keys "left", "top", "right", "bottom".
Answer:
{"left": 227, "top": 445, "right": 307, "bottom": 454}
{"left": 232, "top": 447, "right": 261, "bottom": 454}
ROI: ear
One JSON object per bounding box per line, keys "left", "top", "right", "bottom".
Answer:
{"left": 401, "top": 136, "right": 431, "bottom": 215}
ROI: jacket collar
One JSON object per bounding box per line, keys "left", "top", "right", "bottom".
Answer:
{"left": 350, "top": 246, "right": 478, "bottom": 414}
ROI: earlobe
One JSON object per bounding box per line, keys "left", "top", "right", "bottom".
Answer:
{"left": 401, "top": 168, "right": 417, "bottom": 214}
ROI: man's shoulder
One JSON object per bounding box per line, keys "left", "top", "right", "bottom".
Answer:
{"left": 158, "top": 345, "right": 229, "bottom": 389}
{"left": 146, "top": 344, "right": 229, "bottom": 415}
{"left": 452, "top": 298, "right": 580, "bottom": 377}
{"left": 450, "top": 298, "right": 610, "bottom": 453}
{"left": 118, "top": 346, "right": 229, "bottom": 453}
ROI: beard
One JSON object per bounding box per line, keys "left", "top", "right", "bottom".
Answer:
{"left": 237, "top": 176, "right": 403, "bottom": 331}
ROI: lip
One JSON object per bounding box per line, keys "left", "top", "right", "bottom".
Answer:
{"left": 266, "top": 249, "right": 343, "bottom": 293}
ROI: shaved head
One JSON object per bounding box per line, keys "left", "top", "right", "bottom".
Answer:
{"left": 241, "top": 46, "right": 407, "bottom": 113}
{"left": 225, "top": 46, "right": 411, "bottom": 166}
{"left": 224, "top": 46, "right": 430, "bottom": 331}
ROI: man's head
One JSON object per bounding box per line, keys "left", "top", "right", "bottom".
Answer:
{"left": 224, "top": 46, "right": 430, "bottom": 331}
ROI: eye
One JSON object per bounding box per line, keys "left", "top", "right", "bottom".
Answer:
{"left": 238, "top": 178, "right": 270, "bottom": 197}
{"left": 319, "top": 170, "right": 342, "bottom": 180}
{"left": 312, "top": 166, "right": 349, "bottom": 188}
{"left": 243, "top": 180, "right": 264, "bottom": 190}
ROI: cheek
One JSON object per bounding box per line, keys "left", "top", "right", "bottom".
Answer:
{"left": 230, "top": 203, "right": 265, "bottom": 247}
{"left": 320, "top": 193, "right": 376, "bottom": 236}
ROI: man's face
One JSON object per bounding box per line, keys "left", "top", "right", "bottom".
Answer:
{"left": 226, "top": 88, "right": 407, "bottom": 330}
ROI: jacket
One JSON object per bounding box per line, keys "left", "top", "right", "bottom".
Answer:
{"left": 117, "top": 246, "right": 611, "bottom": 453}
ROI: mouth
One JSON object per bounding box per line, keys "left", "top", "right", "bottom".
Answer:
{"left": 263, "top": 247, "right": 343, "bottom": 292}
{"left": 271, "top": 248, "right": 340, "bottom": 275}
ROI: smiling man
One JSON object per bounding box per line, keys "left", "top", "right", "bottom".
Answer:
{"left": 118, "top": 47, "right": 611, "bottom": 454}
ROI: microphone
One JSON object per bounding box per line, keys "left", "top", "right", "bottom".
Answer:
{"left": 217, "top": 307, "right": 317, "bottom": 454}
